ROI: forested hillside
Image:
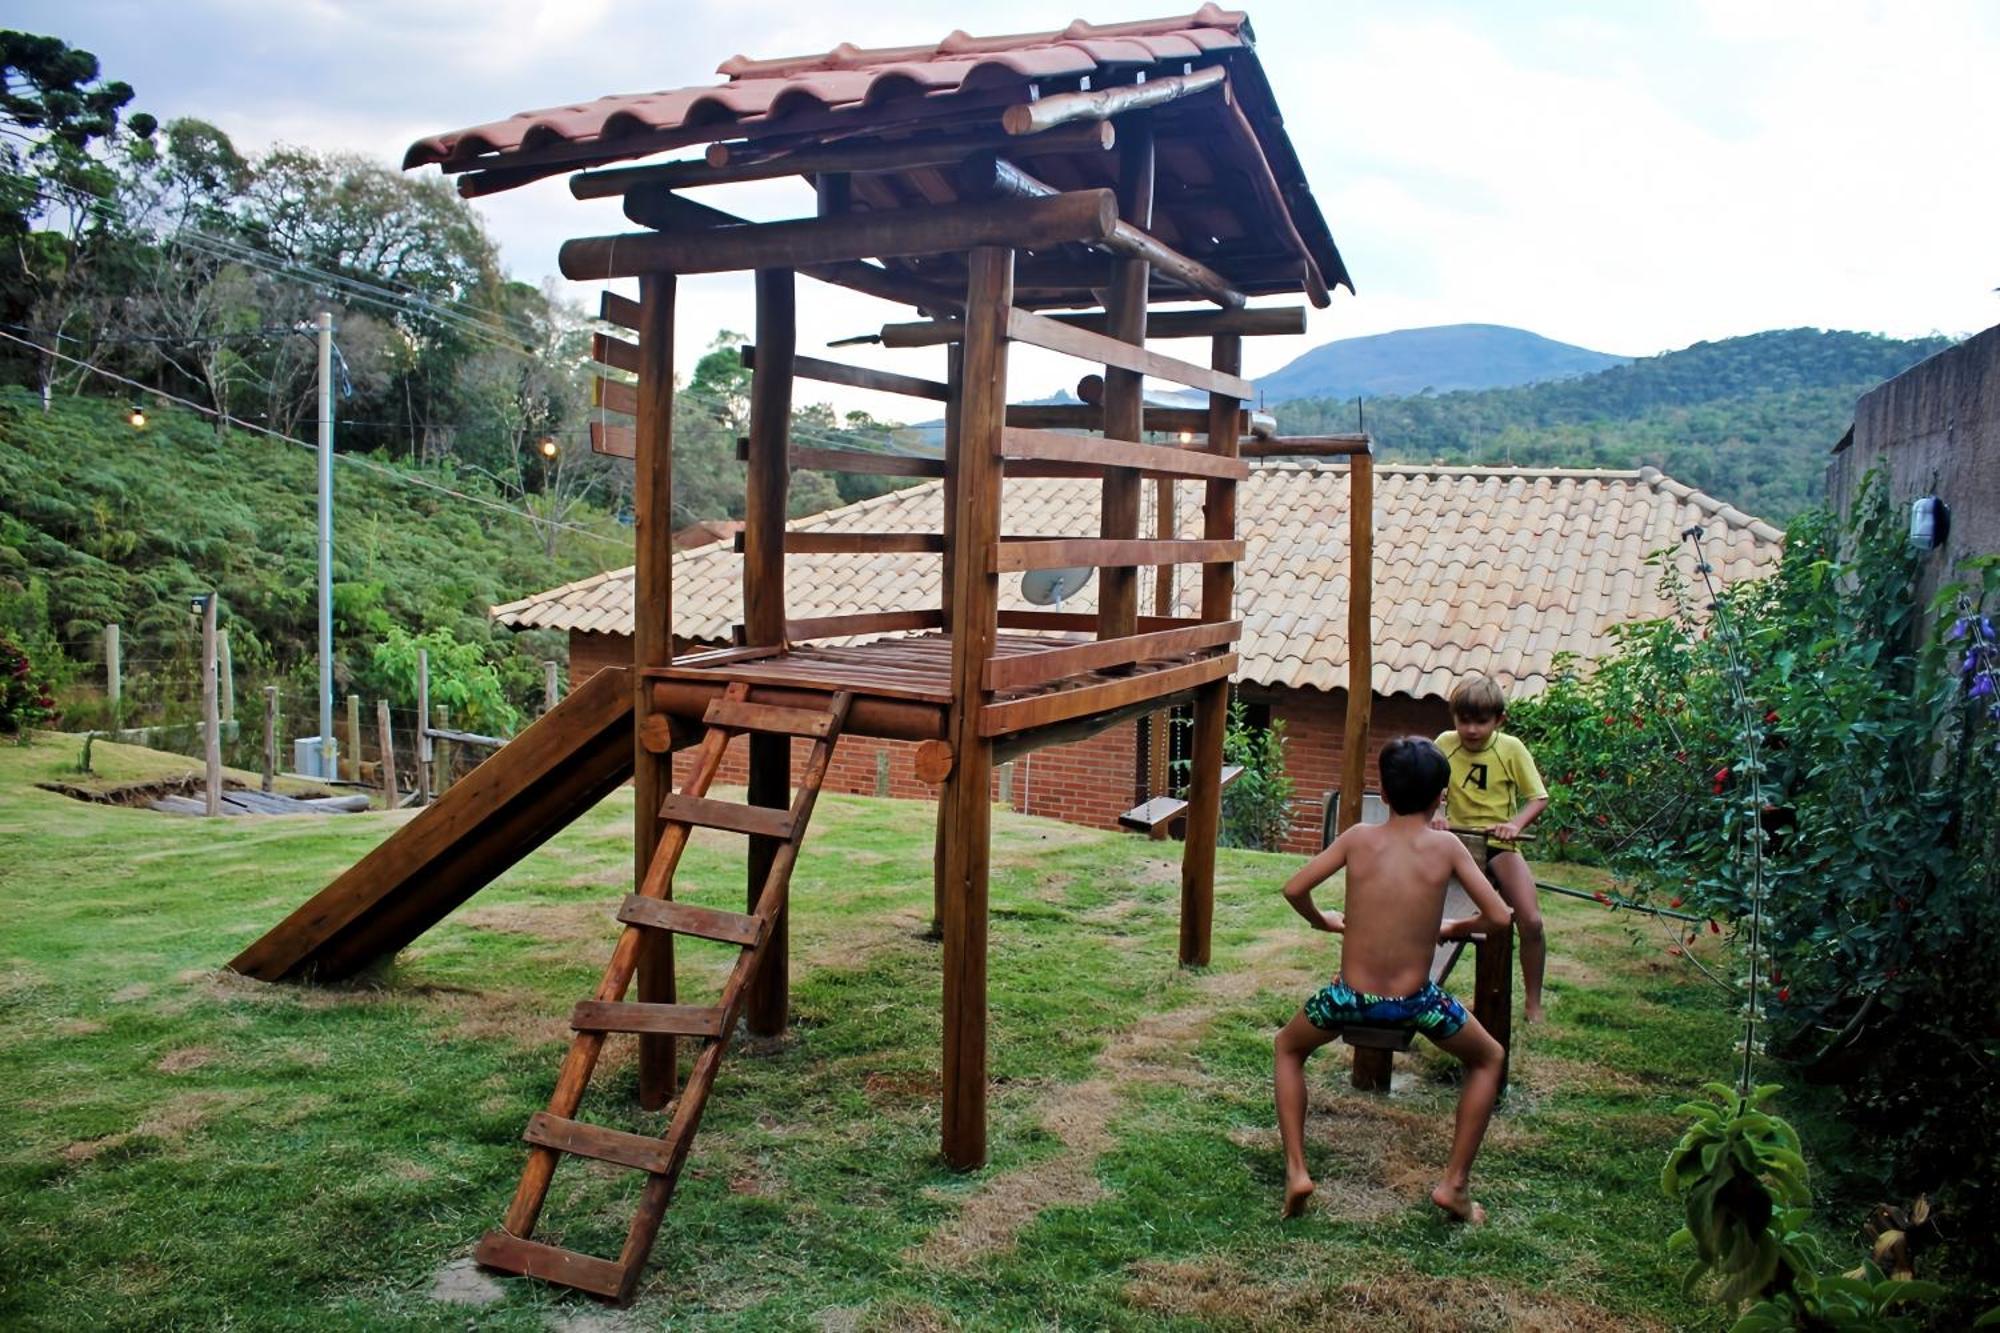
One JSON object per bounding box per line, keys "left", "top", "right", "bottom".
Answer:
{"left": 1255, "top": 322, "right": 1628, "bottom": 402}
{"left": 1275, "top": 328, "right": 1953, "bottom": 519}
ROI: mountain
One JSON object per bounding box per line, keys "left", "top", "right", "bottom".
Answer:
{"left": 1271, "top": 328, "right": 1955, "bottom": 521}
{"left": 1256, "top": 323, "right": 1629, "bottom": 404}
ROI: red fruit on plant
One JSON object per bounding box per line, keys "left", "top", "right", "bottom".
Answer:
{"left": 1593, "top": 890, "right": 1611, "bottom": 904}
{"left": 1668, "top": 946, "right": 1684, "bottom": 957}
{"left": 1777, "top": 987, "right": 1791, "bottom": 1002}
{"left": 1708, "top": 919, "right": 1721, "bottom": 935}
{"left": 1764, "top": 709, "right": 1779, "bottom": 724}
{"left": 1669, "top": 896, "right": 1685, "bottom": 909}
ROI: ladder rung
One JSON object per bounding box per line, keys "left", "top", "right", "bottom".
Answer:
{"left": 704, "top": 697, "right": 837, "bottom": 738}
{"left": 658, "top": 793, "right": 795, "bottom": 840}
{"left": 523, "top": 1111, "right": 673, "bottom": 1174}
{"left": 473, "top": 1228, "right": 627, "bottom": 1298}
{"left": 570, "top": 1000, "right": 727, "bottom": 1038}
{"left": 617, "top": 894, "right": 764, "bottom": 946}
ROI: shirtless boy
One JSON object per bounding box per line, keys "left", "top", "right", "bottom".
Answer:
{"left": 1272, "top": 736, "right": 1513, "bottom": 1222}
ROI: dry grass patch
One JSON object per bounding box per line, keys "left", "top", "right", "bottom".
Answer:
{"left": 154, "top": 1045, "right": 218, "bottom": 1074}
{"left": 61, "top": 1089, "right": 244, "bottom": 1164}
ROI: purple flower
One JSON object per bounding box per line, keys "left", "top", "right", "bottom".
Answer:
{"left": 1973, "top": 674, "right": 1997, "bottom": 701}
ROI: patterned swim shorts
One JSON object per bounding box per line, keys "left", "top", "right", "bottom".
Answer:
{"left": 1303, "top": 978, "right": 1468, "bottom": 1040}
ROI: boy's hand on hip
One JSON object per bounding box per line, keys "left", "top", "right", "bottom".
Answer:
{"left": 1315, "top": 910, "right": 1344, "bottom": 934}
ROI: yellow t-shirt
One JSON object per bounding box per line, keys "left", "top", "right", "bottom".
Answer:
{"left": 1434, "top": 731, "right": 1547, "bottom": 849}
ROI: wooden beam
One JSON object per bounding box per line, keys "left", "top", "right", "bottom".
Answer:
{"left": 623, "top": 188, "right": 960, "bottom": 313}
{"left": 993, "top": 537, "right": 1243, "bottom": 573}
{"left": 783, "top": 445, "right": 943, "bottom": 478}
{"left": 998, "top": 609, "right": 1201, "bottom": 633}
{"left": 939, "top": 246, "right": 1011, "bottom": 1171}
{"left": 594, "top": 374, "right": 638, "bottom": 418}
{"left": 979, "top": 653, "right": 1237, "bottom": 737}
{"left": 600, "top": 292, "right": 643, "bottom": 332}
{"left": 743, "top": 531, "right": 943, "bottom": 555}
{"left": 879, "top": 304, "right": 1305, "bottom": 348}
{"left": 999, "top": 426, "right": 1249, "bottom": 481}
{"left": 1338, "top": 451, "right": 1375, "bottom": 839}
{"left": 1006, "top": 308, "right": 1256, "bottom": 400}
{"left": 1216, "top": 94, "right": 1333, "bottom": 308}
{"left": 743, "top": 268, "right": 794, "bottom": 1038}
{"left": 570, "top": 121, "right": 1116, "bottom": 197}
{"left": 1002, "top": 403, "right": 1246, "bottom": 436}
{"left": 633, "top": 274, "right": 678, "bottom": 1110}
{"left": 741, "top": 345, "right": 948, "bottom": 401}
{"left": 565, "top": 190, "right": 1119, "bottom": 280}
{"left": 1002, "top": 66, "right": 1226, "bottom": 136}
{"left": 779, "top": 609, "right": 944, "bottom": 641}
{"left": 591, "top": 331, "right": 640, "bottom": 376}
{"left": 1181, "top": 332, "right": 1244, "bottom": 968}
{"left": 1098, "top": 122, "right": 1153, "bottom": 645}
{"left": 1240, "top": 435, "right": 1373, "bottom": 459}
{"left": 589, "top": 421, "right": 635, "bottom": 459}
{"left": 983, "top": 620, "right": 1240, "bottom": 693}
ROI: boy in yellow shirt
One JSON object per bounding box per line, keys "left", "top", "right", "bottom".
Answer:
{"left": 1434, "top": 674, "right": 1552, "bottom": 1021}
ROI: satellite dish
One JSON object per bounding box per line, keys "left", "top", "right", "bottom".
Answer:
{"left": 1021, "top": 566, "right": 1095, "bottom": 607}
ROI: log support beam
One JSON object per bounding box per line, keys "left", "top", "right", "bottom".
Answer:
{"left": 634, "top": 274, "right": 678, "bottom": 1109}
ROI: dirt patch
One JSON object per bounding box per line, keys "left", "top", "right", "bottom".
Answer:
{"left": 427, "top": 1256, "right": 505, "bottom": 1307}
{"left": 863, "top": 1070, "right": 940, "bottom": 1103}
{"left": 1515, "top": 1052, "right": 1651, "bottom": 1097}
{"left": 1130, "top": 858, "right": 1181, "bottom": 886}
{"left": 154, "top": 1045, "right": 218, "bottom": 1074}
{"left": 55, "top": 1017, "right": 106, "bottom": 1036}
{"left": 62, "top": 1090, "right": 240, "bottom": 1164}
{"left": 1124, "top": 1258, "right": 1659, "bottom": 1332}
{"left": 457, "top": 899, "right": 618, "bottom": 946}
{"left": 36, "top": 774, "right": 335, "bottom": 809}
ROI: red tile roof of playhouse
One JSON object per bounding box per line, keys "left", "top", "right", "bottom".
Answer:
{"left": 492, "top": 464, "right": 1784, "bottom": 702}
{"left": 401, "top": 8, "right": 1350, "bottom": 299}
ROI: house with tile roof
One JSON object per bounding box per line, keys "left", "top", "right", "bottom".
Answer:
{"left": 496, "top": 461, "right": 1782, "bottom": 851}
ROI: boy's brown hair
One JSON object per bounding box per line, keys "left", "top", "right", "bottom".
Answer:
{"left": 1449, "top": 673, "right": 1508, "bottom": 722}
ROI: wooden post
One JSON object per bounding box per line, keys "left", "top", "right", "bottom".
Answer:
{"left": 218, "top": 629, "right": 235, "bottom": 724}
{"left": 1178, "top": 334, "right": 1243, "bottom": 968}
{"left": 376, "top": 699, "right": 398, "bottom": 809}
{"left": 633, "top": 272, "right": 680, "bottom": 1109}
{"left": 1336, "top": 449, "right": 1375, "bottom": 837}
{"left": 345, "top": 694, "right": 362, "bottom": 784}
{"left": 939, "top": 246, "right": 1011, "bottom": 1170}
{"left": 432, "top": 704, "right": 453, "bottom": 795}
{"left": 744, "top": 265, "right": 795, "bottom": 1038}
{"left": 1146, "top": 471, "right": 1176, "bottom": 837}
{"left": 103, "top": 623, "right": 121, "bottom": 722}
{"left": 933, "top": 341, "right": 965, "bottom": 936}
{"left": 262, "top": 685, "right": 278, "bottom": 794}
{"left": 201, "top": 594, "right": 222, "bottom": 817}
{"left": 1470, "top": 836, "right": 1514, "bottom": 1093}
{"left": 543, "top": 660, "right": 560, "bottom": 714}
{"left": 1096, "top": 120, "right": 1154, "bottom": 642}
{"left": 415, "top": 647, "right": 433, "bottom": 805}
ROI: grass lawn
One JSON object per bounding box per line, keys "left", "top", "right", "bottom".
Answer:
{"left": 0, "top": 730, "right": 1827, "bottom": 1330}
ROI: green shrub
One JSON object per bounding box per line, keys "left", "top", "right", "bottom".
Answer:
{"left": 1220, "top": 698, "right": 1295, "bottom": 851}
{"left": 0, "top": 635, "right": 58, "bottom": 736}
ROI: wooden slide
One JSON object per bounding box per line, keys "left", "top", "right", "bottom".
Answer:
{"left": 229, "top": 666, "right": 636, "bottom": 983}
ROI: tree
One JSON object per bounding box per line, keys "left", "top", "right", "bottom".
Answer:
{"left": 0, "top": 31, "right": 156, "bottom": 407}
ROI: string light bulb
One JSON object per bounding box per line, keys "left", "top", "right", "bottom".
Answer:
{"left": 128, "top": 402, "right": 147, "bottom": 429}
{"left": 538, "top": 436, "right": 559, "bottom": 459}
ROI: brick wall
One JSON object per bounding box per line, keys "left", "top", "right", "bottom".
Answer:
{"left": 566, "top": 629, "right": 1448, "bottom": 853}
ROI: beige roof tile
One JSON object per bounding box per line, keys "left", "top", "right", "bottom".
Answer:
{"left": 492, "top": 462, "right": 1784, "bottom": 700}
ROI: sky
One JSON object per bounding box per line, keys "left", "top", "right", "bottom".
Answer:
{"left": 15, "top": 0, "right": 2000, "bottom": 417}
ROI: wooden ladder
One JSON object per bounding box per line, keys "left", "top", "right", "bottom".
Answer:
{"left": 472, "top": 682, "right": 853, "bottom": 1301}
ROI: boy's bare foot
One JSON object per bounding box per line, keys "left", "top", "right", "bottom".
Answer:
{"left": 1524, "top": 1003, "right": 1546, "bottom": 1024}
{"left": 1282, "top": 1174, "right": 1316, "bottom": 1219}
{"left": 1430, "top": 1180, "right": 1487, "bottom": 1224}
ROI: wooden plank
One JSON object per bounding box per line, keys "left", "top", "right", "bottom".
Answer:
{"left": 472, "top": 1230, "right": 625, "bottom": 1299}
{"left": 590, "top": 421, "right": 636, "bottom": 459}
{"left": 992, "top": 538, "right": 1243, "bottom": 573}
{"left": 570, "top": 121, "right": 1117, "bottom": 197}
{"left": 997, "top": 609, "right": 1201, "bottom": 633}
{"left": 563, "top": 190, "right": 1118, "bottom": 280}
{"left": 704, "top": 697, "right": 836, "bottom": 739}
{"left": 1005, "top": 308, "right": 1256, "bottom": 400}
{"left": 617, "top": 894, "right": 764, "bottom": 947}
{"left": 632, "top": 273, "right": 679, "bottom": 1111}
{"left": 594, "top": 375, "right": 639, "bottom": 419}
{"left": 782, "top": 609, "right": 945, "bottom": 641}
{"left": 785, "top": 445, "right": 943, "bottom": 478}
{"left": 983, "top": 620, "right": 1241, "bottom": 692}
{"left": 999, "top": 426, "right": 1248, "bottom": 481}
{"left": 979, "top": 653, "right": 1237, "bottom": 737}
{"left": 522, "top": 1112, "right": 673, "bottom": 1174}
{"left": 743, "top": 346, "right": 948, "bottom": 402}
{"left": 1239, "top": 435, "right": 1372, "bottom": 459}
{"left": 600, "top": 292, "right": 642, "bottom": 332}
{"left": 1119, "top": 796, "right": 1188, "bottom": 833}
{"left": 1002, "top": 66, "right": 1226, "bottom": 135}
{"left": 879, "top": 306, "right": 1306, "bottom": 347}
{"left": 1338, "top": 451, "right": 1375, "bottom": 841}
{"left": 569, "top": 1000, "right": 728, "bottom": 1038}
{"left": 658, "top": 793, "right": 795, "bottom": 840}
{"left": 1003, "top": 403, "right": 1244, "bottom": 436}
{"left": 761, "top": 531, "right": 944, "bottom": 555}
{"left": 591, "top": 331, "right": 641, "bottom": 376}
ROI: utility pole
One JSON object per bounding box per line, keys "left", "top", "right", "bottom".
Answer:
{"left": 316, "top": 310, "right": 336, "bottom": 780}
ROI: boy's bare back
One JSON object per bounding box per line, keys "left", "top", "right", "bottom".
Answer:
{"left": 1329, "top": 821, "right": 1484, "bottom": 994}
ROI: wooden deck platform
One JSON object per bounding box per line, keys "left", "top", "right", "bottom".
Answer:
{"left": 648, "top": 632, "right": 1237, "bottom": 750}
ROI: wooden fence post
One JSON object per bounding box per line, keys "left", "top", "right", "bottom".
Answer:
{"left": 218, "top": 629, "right": 235, "bottom": 724}
{"left": 345, "top": 694, "right": 362, "bottom": 784}
{"left": 543, "top": 660, "right": 560, "bottom": 714}
{"left": 103, "top": 623, "right": 121, "bottom": 722}
{"left": 201, "top": 595, "right": 222, "bottom": 817}
{"left": 416, "top": 647, "right": 433, "bottom": 804}
{"left": 376, "top": 699, "right": 398, "bottom": 809}
{"left": 262, "top": 685, "right": 278, "bottom": 794}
